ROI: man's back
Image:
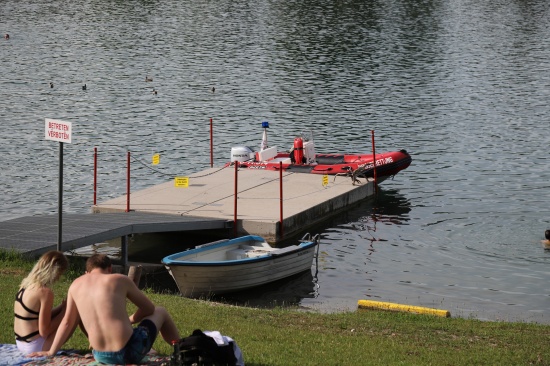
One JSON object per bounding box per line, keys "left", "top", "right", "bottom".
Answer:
{"left": 69, "top": 272, "right": 136, "bottom": 351}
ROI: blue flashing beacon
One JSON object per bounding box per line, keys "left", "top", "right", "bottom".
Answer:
{"left": 262, "top": 121, "right": 269, "bottom": 128}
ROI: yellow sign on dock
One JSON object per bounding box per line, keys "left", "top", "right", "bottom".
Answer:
{"left": 174, "top": 177, "right": 189, "bottom": 188}
{"left": 322, "top": 175, "right": 329, "bottom": 187}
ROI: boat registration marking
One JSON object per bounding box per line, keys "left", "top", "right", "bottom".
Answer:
{"left": 360, "top": 156, "right": 393, "bottom": 169}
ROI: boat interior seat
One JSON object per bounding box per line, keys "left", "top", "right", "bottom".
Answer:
{"left": 256, "top": 146, "right": 278, "bottom": 161}
{"left": 271, "top": 157, "right": 292, "bottom": 164}
{"left": 227, "top": 245, "right": 273, "bottom": 260}
{"left": 246, "top": 249, "right": 272, "bottom": 258}
{"left": 226, "top": 248, "right": 248, "bottom": 260}
{"left": 243, "top": 244, "right": 274, "bottom": 254}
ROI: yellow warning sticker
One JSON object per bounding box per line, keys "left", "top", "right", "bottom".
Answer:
{"left": 174, "top": 177, "right": 189, "bottom": 187}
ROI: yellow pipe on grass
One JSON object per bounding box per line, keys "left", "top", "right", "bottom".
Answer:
{"left": 358, "top": 299, "right": 451, "bottom": 318}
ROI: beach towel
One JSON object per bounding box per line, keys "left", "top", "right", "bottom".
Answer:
{"left": 0, "top": 344, "right": 170, "bottom": 365}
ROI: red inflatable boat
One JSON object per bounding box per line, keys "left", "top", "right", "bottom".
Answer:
{"left": 225, "top": 129, "right": 412, "bottom": 184}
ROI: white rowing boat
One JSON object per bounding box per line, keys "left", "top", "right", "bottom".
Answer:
{"left": 162, "top": 234, "right": 319, "bottom": 298}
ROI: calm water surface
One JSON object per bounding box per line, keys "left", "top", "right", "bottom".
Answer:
{"left": 1, "top": 0, "right": 549, "bottom": 323}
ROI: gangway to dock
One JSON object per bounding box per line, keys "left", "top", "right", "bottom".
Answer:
{"left": 0, "top": 212, "right": 232, "bottom": 266}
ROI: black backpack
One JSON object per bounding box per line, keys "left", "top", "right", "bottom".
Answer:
{"left": 170, "top": 329, "right": 238, "bottom": 366}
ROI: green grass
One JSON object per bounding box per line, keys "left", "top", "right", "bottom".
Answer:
{"left": 2, "top": 251, "right": 549, "bottom": 365}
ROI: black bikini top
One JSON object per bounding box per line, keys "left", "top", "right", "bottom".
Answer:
{"left": 15, "top": 288, "right": 39, "bottom": 320}
{"left": 14, "top": 288, "right": 40, "bottom": 342}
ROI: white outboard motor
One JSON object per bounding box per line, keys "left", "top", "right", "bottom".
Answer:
{"left": 230, "top": 146, "right": 255, "bottom": 162}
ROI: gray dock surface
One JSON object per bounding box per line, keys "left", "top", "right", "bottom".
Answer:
{"left": 0, "top": 212, "right": 231, "bottom": 256}
{"left": 94, "top": 167, "right": 376, "bottom": 242}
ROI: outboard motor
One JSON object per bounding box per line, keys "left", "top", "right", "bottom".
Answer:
{"left": 230, "top": 146, "right": 255, "bottom": 162}
{"left": 293, "top": 137, "right": 304, "bottom": 165}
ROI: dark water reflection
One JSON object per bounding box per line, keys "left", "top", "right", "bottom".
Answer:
{"left": 210, "top": 271, "right": 319, "bottom": 309}
{"left": 1, "top": 0, "right": 550, "bottom": 323}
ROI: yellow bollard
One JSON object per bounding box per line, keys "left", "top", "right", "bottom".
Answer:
{"left": 358, "top": 299, "right": 451, "bottom": 318}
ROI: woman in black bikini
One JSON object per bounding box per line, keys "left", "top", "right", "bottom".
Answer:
{"left": 14, "top": 251, "right": 68, "bottom": 355}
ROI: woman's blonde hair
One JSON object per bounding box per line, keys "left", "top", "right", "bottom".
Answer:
{"left": 20, "top": 251, "right": 69, "bottom": 290}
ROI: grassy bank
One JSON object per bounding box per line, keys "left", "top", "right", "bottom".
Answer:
{"left": 2, "top": 251, "right": 549, "bottom": 365}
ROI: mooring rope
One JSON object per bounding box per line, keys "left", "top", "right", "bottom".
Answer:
{"left": 129, "top": 154, "right": 229, "bottom": 179}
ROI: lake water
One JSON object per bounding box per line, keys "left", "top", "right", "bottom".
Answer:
{"left": 1, "top": 0, "right": 549, "bottom": 324}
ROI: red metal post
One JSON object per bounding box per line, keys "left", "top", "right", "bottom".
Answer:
{"left": 210, "top": 118, "right": 213, "bottom": 168}
{"left": 233, "top": 161, "right": 238, "bottom": 237}
{"left": 279, "top": 161, "right": 284, "bottom": 239}
{"left": 371, "top": 130, "right": 378, "bottom": 192}
{"left": 93, "top": 147, "right": 97, "bottom": 206}
{"left": 126, "top": 151, "right": 130, "bottom": 212}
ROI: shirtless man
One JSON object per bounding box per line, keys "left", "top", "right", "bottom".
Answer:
{"left": 30, "top": 254, "right": 180, "bottom": 364}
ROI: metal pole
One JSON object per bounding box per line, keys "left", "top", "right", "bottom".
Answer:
{"left": 126, "top": 151, "right": 130, "bottom": 212}
{"left": 57, "top": 142, "right": 63, "bottom": 251}
{"left": 93, "top": 147, "right": 97, "bottom": 206}
{"left": 233, "top": 162, "right": 238, "bottom": 237}
{"left": 279, "top": 161, "right": 284, "bottom": 239}
{"left": 371, "top": 130, "right": 378, "bottom": 193}
{"left": 121, "top": 235, "right": 128, "bottom": 274}
{"left": 210, "top": 118, "right": 213, "bottom": 168}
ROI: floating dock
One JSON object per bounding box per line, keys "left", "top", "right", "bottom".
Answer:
{"left": 94, "top": 166, "right": 377, "bottom": 242}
